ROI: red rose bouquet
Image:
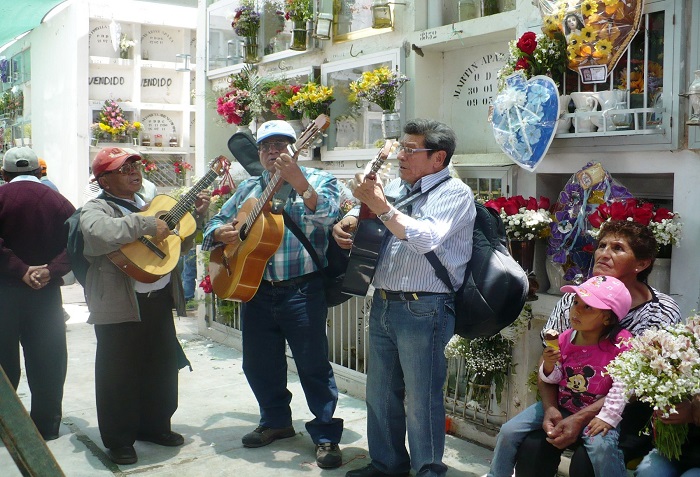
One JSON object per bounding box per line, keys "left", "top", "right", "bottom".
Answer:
{"left": 484, "top": 195, "right": 552, "bottom": 241}
{"left": 497, "top": 31, "right": 567, "bottom": 91}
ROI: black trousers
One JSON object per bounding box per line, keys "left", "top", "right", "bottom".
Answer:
{"left": 94, "top": 288, "right": 179, "bottom": 449}
{"left": 0, "top": 285, "right": 66, "bottom": 439}
{"left": 514, "top": 401, "right": 654, "bottom": 477}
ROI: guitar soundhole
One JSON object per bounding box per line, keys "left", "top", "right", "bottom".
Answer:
{"left": 239, "top": 223, "right": 248, "bottom": 241}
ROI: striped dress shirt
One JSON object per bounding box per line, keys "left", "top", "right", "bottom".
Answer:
{"left": 360, "top": 167, "right": 476, "bottom": 293}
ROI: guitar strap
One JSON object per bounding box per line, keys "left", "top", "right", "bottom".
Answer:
{"left": 97, "top": 192, "right": 142, "bottom": 214}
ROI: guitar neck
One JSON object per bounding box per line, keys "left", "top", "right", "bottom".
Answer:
{"left": 241, "top": 171, "right": 284, "bottom": 231}
{"left": 162, "top": 168, "right": 220, "bottom": 229}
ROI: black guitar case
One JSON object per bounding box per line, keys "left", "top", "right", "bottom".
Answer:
{"left": 227, "top": 129, "right": 264, "bottom": 176}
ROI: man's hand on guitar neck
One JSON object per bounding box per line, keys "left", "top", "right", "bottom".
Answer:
{"left": 275, "top": 152, "right": 317, "bottom": 210}
{"left": 333, "top": 217, "right": 358, "bottom": 250}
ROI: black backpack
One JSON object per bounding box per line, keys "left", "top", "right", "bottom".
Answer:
{"left": 427, "top": 202, "right": 529, "bottom": 339}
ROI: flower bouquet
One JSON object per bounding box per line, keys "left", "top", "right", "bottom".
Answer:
{"left": 497, "top": 31, "right": 567, "bottom": 92}
{"left": 215, "top": 66, "right": 263, "bottom": 126}
{"left": 288, "top": 81, "right": 335, "bottom": 119}
{"left": 173, "top": 160, "right": 192, "bottom": 178}
{"left": 607, "top": 316, "right": 700, "bottom": 461}
{"left": 141, "top": 158, "right": 158, "bottom": 179}
{"left": 484, "top": 195, "right": 552, "bottom": 241}
{"left": 445, "top": 334, "right": 513, "bottom": 407}
{"left": 284, "top": 0, "right": 312, "bottom": 22}
{"left": 94, "top": 99, "right": 134, "bottom": 141}
{"left": 119, "top": 34, "right": 135, "bottom": 59}
{"left": 265, "top": 82, "right": 303, "bottom": 120}
{"left": 587, "top": 198, "right": 683, "bottom": 250}
{"left": 547, "top": 162, "right": 634, "bottom": 282}
{"left": 349, "top": 66, "right": 409, "bottom": 112}
{"left": 232, "top": 0, "right": 261, "bottom": 38}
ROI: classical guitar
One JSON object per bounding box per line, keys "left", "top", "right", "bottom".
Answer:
{"left": 107, "top": 156, "right": 228, "bottom": 283}
{"left": 341, "top": 140, "right": 396, "bottom": 296}
{"left": 209, "top": 115, "right": 331, "bottom": 301}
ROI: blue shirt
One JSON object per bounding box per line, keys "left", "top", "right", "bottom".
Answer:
{"left": 203, "top": 166, "right": 340, "bottom": 281}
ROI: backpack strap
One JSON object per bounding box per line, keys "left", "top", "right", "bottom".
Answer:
{"left": 425, "top": 251, "right": 455, "bottom": 292}
{"left": 281, "top": 210, "right": 326, "bottom": 275}
{"left": 97, "top": 192, "right": 142, "bottom": 214}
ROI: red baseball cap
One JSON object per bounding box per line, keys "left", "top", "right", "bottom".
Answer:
{"left": 92, "top": 147, "right": 141, "bottom": 178}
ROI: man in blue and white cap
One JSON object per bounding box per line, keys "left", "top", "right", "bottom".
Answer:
{"left": 203, "top": 120, "right": 344, "bottom": 468}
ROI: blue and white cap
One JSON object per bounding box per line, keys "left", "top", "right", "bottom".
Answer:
{"left": 256, "top": 120, "right": 297, "bottom": 144}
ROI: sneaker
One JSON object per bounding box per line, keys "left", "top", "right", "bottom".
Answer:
{"left": 316, "top": 442, "right": 342, "bottom": 469}
{"left": 107, "top": 446, "right": 137, "bottom": 465}
{"left": 241, "top": 425, "right": 295, "bottom": 448}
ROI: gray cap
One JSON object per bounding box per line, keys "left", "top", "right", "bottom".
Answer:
{"left": 2, "top": 147, "right": 40, "bottom": 173}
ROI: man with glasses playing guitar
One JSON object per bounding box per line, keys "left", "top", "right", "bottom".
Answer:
{"left": 202, "top": 120, "right": 344, "bottom": 469}
{"left": 81, "top": 147, "right": 210, "bottom": 465}
{"left": 334, "top": 119, "right": 476, "bottom": 477}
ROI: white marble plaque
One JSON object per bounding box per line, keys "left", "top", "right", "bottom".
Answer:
{"left": 444, "top": 43, "right": 507, "bottom": 154}
{"left": 140, "top": 27, "right": 179, "bottom": 62}
{"left": 89, "top": 22, "right": 117, "bottom": 57}
{"left": 141, "top": 112, "right": 178, "bottom": 136}
{"left": 140, "top": 70, "right": 182, "bottom": 104}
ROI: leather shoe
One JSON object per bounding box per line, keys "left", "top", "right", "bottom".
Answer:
{"left": 137, "top": 431, "right": 184, "bottom": 447}
{"left": 242, "top": 425, "right": 296, "bottom": 448}
{"left": 316, "top": 442, "right": 342, "bottom": 469}
{"left": 345, "top": 463, "right": 410, "bottom": 477}
{"left": 107, "top": 446, "right": 137, "bottom": 465}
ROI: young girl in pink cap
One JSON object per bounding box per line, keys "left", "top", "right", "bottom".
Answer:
{"left": 487, "top": 275, "right": 633, "bottom": 477}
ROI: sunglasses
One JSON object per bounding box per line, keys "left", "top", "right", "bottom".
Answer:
{"left": 259, "top": 141, "right": 291, "bottom": 152}
{"left": 103, "top": 161, "right": 142, "bottom": 177}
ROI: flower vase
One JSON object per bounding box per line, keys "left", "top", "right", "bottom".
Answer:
{"left": 381, "top": 111, "right": 401, "bottom": 139}
{"left": 468, "top": 381, "right": 492, "bottom": 413}
{"left": 545, "top": 258, "right": 569, "bottom": 295}
{"left": 237, "top": 124, "right": 252, "bottom": 134}
{"left": 132, "top": 137, "right": 139, "bottom": 146}
{"left": 647, "top": 257, "right": 671, "bottom": 294}
{"left": 119, "top": 49, "right": 129, "bottom": 60}
{"left": 510, "top": 239, "right": 538, "bottom": 300}
{"left": 243, "top": 37, "right": 259, "bottom": 64}
{"left": 290, "top": 21, "right": 307, "bottom": 51}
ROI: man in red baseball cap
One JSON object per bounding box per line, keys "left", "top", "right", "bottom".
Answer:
{"left": 80, "top": 146, "right": 209, "bottom": 465}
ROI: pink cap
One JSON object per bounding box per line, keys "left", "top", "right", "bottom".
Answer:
{"left": 561, "top": 276, "right": 631, "bottom": 320}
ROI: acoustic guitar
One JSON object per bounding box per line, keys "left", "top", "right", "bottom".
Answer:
{"left": 107, "top": 156, "right": 228, "bottom": 283}
{"left": 341, "top": 140, "right": 396, "bottom": 296}
{"left": 209, "top": 115, "right": 330, "bottom": 301}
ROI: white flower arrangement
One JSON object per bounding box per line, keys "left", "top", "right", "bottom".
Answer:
{"left": 607, "top": 316, "right": 700, "bottom": 460}
{"left": 501, "top": 208, "right": 552, "bottom": 241}
{"left": 119, "top": 34, "right": 135, "bottom": 55}
{"left": 648, "top": 213, "right": 683, "bottom": 247}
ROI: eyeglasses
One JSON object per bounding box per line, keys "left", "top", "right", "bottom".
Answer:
{"left": 259, "top": 141, "right": 291, "bottom": 152}
{"left": 396, "top": 145, "right": 436, "bottom": 156}
{"left": 103, "top": 161, "right": 142, "bottom": 176}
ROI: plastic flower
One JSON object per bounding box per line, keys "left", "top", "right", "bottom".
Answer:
{"left": 265, "top": 82, "right": 303, "bottom": 120}
{"left": 119, "top": 34, "right": 135, "bottom": 54}
{"left": 199, "top": 275, "right": 213, "bottom": 294}
{"left": 349, "top": 66, "right": 409, "bottom": 112}
{"left": 215, "top": 66, "right": 265, "bottom": 125}
{"left": 284, "top": 0, "right": 312, "bottom": 22}
{"left": 173, "top": 160, "right": 192, "bottom": 176}
{"left": 497, "top": 32, "right": 567, "bottom": 92}
{"left": 231, "top": 0, "right": 260, "bottom": 37}
{"left": 484, "top": 195, "right": 552, "bottom": 241}
{"left": 288, "top": 82, "right": 335, "bottom": 119}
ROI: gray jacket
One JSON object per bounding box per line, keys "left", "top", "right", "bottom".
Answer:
{"left": 81, "top": 198, "right": 187, "bottom": 325}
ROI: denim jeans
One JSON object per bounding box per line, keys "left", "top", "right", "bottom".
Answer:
{"left": 488, "top": 401, "right": 627, "bottom": 477}
{"left": 241, "top": 276, "right": 343, "bottom": 444}
{"left": 366, "top": 291, "right": 454, "bottom": 477}
{"left": 635, "top": 449, "right": 700, "bottom": 477}
{"left": 181, "top": 248, "right": 197, "bottom": 301}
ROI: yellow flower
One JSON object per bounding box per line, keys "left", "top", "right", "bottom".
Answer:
{"left": 567, "top": 43, "right": 581, "bottom": 61}
{"left": 580, "top": 0, "right": 597, "bottom": 17}
{"left": 543, "top": 15, "right": 559, "bottom": 33}
{"left": 594, "top": 39, "right": 612, "bottom": 57}
{"left": 133, "top": 121, "right": 142, "bottom": 129}
{"left": 580, "top": 26, "right": 598, "bottom": 42}
{"left": 567, "top": 33, "right": 583, "bottom": 48}
{"left": 602, "top": 0, "right": 618, "bottom": 5}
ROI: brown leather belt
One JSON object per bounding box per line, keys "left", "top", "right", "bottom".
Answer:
{"left": 262, "top": 271, "right": 321, "bottom": 288}
{"left": 378, "top": 289, "right": 444, "bottom": 301}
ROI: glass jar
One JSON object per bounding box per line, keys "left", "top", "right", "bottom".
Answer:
{"left": 458, "top": 0, "right": 480, "bottom": 21}
{"left": 141, "top": 133, "right": 151, "bottom": 147}
{"left": 169, "top": 135, "right": 178, "bottom": 147}
{"left": 371, "top": 1, "right": 392, "bottom": 29}
{"left": 154, "top": 134, "right": 163, "bottom": 147}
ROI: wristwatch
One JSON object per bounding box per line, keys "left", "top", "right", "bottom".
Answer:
{"left": 378, "top": 207, "right": 397, "bottom": 223}
{"left": 302, "top": 185, "right": 315, "bottom": 200}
